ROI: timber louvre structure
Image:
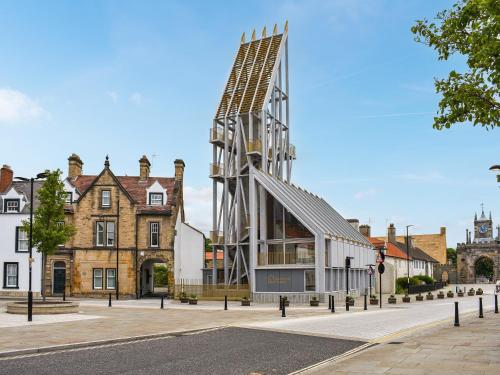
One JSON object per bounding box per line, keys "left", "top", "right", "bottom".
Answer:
{"left": 210, "top": 23, "right": 375, "bottom": 301}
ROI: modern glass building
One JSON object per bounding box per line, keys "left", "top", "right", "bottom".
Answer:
{"left": 210, "top": 24, "right": 375, "bottom": 302}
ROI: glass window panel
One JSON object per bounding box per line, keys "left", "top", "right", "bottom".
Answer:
{"left": 106, "top": 222, "right": 115, "bottom": 246}
{"left": 101, "top": 190, "right": 111, "bottom": 207}
{"left": 284, "top": 209, "right": 314, "bottom": 239}
{"left": 267, "top": 244, "right": 284, "bottom": 265}
{"left": 305, "top": 270, "right": 315, "bottom": 291}
{"left": 6, "top": 200, "right": 19, "bottom": 212}
{"left": 17, "top": 228, "right": 28, "bottom": 251}
{"left": 257, "top": 244, "right": 266, "bottom": 265}
{"left": 96, "top": 222, "right": 105, "bottom": 246}
{"left": 150, "top": 222, "right": 159, "bottom": 247}
{"left": 93, "top": 269, "right": 103, "bottom": 289}
{"left": 266, "top": 194, "right": 283, "bottom": 240}
{"left": 106, "top": 269, "right": 116, "bottom": 289}
{"left": 150, "top": 193, "right": 163, "bottom": 205}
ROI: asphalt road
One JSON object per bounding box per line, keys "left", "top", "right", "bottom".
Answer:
{"left": 0, "top": 327, "right": 364, "bottom": 375}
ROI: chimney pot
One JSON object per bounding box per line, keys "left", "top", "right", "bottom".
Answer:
{"left": 359, "top": 224, "right": 371, "bottom": 238}
{"left": 139, "top": 155, "right": 151, "bottom": 180}
{"left": 174, "top": 159, "right": 185, "bottom": 182}
{"left": 388, "top": 223, "right": 396, "bottom": 244}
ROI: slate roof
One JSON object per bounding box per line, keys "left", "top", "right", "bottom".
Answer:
{"left": 0, "top": 181, "right": 43, "bottom": 214}
{"left": 252, "top": 168, "right": 372, "bottom": 246}
{"left": 67, "top": 174, "right": 177, "bottom": 215}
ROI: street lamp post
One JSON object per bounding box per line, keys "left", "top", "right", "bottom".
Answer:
{"left": 406, "top": 225, "right": 414, "bottom": 296}
{"left": 15, "top": 173, "right": 47, "bottom": 322}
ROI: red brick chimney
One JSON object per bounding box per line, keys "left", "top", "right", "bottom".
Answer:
{"left": 0, "top": 165, "right": 13, "bottom": 193}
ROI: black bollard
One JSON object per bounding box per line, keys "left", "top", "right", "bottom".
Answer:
{"left": 455, "top": 286, "right": 458, "bottom": 293}
{"left": 63, "top": 288, "right": 66, "bottom": 302}
{"left": 331, "top": 296, "right": 335, "bottom": 313}
{"left": 328, "top": 295, "right": 331, "bottom": 310}
{"left": 161, "top": 295, "right": 164, "bottom": 309}
{"left": 346, "top": 296, "right": 349, "bottom": 312}
{"left": 108, "top": 293, "right": 112, "bottom": 307}
{"left": 479, "top": 297, "right": 484, "bottom": 318}
{"left": 224, "top": 295, "right": 228, "bottom": 311}
{"left": 454, "top": 301, "right": 460, "bottom": 327}
{"left": 495, "top": 294, "right": 498, "bottom": 314}
{"left": 281, "top": 299, "right": 286, "bottom": 317}
{"left": 279, "top": 295, "right": 282, "bottom": 311}
{"left": 364, "top": 294, "right": 367, "bottom": 311}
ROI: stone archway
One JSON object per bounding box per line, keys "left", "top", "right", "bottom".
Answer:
{"left": 474, "top": 256, "right": 494, "bottom": 283}
{"left": 138, "top": 253, "right": 171, "bottom": 297}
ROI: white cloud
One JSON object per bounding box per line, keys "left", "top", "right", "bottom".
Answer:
{"left": 129, "top": 92, "right": 143, "bottom": 105}
{"left": 0, "top": 88, "right": 49, "bottom": 124}
{"left": 107, "top": 91, "right": 119, "bottom": 103}
{"left": 354, "top": 188, "right": 376, "bottom": 200}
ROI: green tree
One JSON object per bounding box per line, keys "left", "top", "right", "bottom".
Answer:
{"left": 22, "top": 169, "right": 75, "bottom": 300}
{"left": 446, "top": 247, "right": 457, "bottom": 264}
{"left": 411, "top": 0, "right": 499, "bottom": 130}
{"left": 475, "top": 257, "right": 494, "bottom": 278}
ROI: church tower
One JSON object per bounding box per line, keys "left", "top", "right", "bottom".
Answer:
{"left": 473, "top": 204, "right": 494, "bottom": 243}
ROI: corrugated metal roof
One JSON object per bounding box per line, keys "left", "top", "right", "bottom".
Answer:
{"left": 252, "top": 168, "right": 372, "bottom": 247}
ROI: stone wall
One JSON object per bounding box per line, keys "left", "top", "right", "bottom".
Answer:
{"left": 457, "top": 242, "right": 500, "bottom": 283}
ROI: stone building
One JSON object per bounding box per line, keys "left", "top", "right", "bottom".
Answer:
{"left": 46, "top": 154, "right": 203, "bottom": 298}
{"left": 456, "top": 207, "right": 500, "bottom": 283}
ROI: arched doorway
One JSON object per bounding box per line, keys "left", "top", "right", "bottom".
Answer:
{"left": 140, "top": 258, "right": 169, "bottom": 297}
{"left": 474, "top": 257, "right": 494, "bottom": 283}
{"left": 53, "top": 261, "right": 66, "bottom": 295}
{"left": 442, "top": 271, "right": 449, "bottom": 283}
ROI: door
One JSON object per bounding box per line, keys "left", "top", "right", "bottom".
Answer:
{"left": 53, "top": 264, "right": 66, "bottom": 294}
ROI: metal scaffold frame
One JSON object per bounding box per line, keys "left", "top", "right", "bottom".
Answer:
{"left": 210, "top": 23, "right": 294, "bottom": 287}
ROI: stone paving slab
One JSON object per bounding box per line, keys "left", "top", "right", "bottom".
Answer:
{"left": 304, "top": 311, "right": 499, "bottom": 375}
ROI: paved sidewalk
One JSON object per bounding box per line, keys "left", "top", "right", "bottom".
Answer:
{"left": 304, "top": 311, "right": 500, "bottom": 375}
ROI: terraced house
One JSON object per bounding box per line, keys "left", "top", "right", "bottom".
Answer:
{"left": 46, "top": 154, "right": 203, "bottom": 298}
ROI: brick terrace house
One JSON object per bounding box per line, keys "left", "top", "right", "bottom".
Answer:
{"left": 46, "top": 154, "right": 203, "bottom": 298}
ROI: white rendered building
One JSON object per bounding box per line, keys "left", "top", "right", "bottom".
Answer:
{"left": 0, "top": 165, "right": 42, "bottom": 297}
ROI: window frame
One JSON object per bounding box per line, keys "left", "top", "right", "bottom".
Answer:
{"left": 149, "top": 192, "right": 164, "bottom": 206}
{"left": 4, "top": 199, "right": 20, "bottom": 213}
{"left": 106, "top": 222, "right": 115, "bottom": 247}
{"left": 96, "top": 221, "right": 105, "bottom": 247}
{"left": 3, "top": 262, "right": 19, "bottom": 289}
{"left": 65, "top": 192, "right": 73, "bottom": 204}
{"left": 15, "top": 226, "right": 29, "bottom": 253}
{"left": 150, "top": 222, "right": 160, "bottom": 248}
{"left": 304, "top": 270, "right": 315, "bottom": 292}
{"left": 101, "top": 190, "right": 111, "bottom": 208}
{"left": 105, "top": 268, "right": 116, "bottom": 290}
{"left": 92, "top": 268, "right": 103, "bottom": 289}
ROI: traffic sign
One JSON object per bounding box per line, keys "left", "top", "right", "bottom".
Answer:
{"left": 367, "top": 265, "right": 374, "bottom": 275}
{"left": 378, "top": 263, "right": 385, "bottom": 274}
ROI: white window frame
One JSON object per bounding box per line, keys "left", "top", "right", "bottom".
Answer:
{"left": 93, "top": 268, "right": 103, "bottom": 289}
{"left": 5, "top": 263, "right": 19, "bottom": 288}
{"left": 96, "top": 221, "right": 105, "bottom": 246}
{"left": 149, "top": 193, "right": 163, "bottom": 206}
{"left": 106, "top": 222, "right": 115, "bottom": 247}
{"left": 5, "top": 199, "right": 20, "bottom": 213}
{"left": 106, "top": 268, "right": 116, "bottom": 290}
{"left": 16, "top": 227, "right": 29, "bottom": 252}
{"left": 65, "top": 192, "right": 73, "bottom": 204}
{"left": 150, "top": 222, "right": 159, "bottom": 247}
{"left": 101, "top": 190, "right": 111, "bottom": 207}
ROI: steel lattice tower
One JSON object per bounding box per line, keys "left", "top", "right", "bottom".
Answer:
{"left": 210, "top": 23, "right": 295, "bottom": 286}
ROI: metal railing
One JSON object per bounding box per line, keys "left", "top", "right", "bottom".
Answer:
{"left": 408, "top": 281, "right": 445, "bottom": 294}
{"left": 209, "top": 128, "right": 233, "bottom": 144}
{"left": 247, "top": 139, "right": 262, "bottom": 154}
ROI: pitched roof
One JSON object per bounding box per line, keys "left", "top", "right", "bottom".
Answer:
{"left": 68, "top": 174, "right": 177, "bottom": 214}
{"left": 0, "top": 181, "right": 43, "bottom": 214}
{"left": 396, "top": 241, "right": 439, "bottom": 263}
{"left": 368, "top": 237, "right": 410, "bottom": 260}
{"left": 252, "top": 168, "right": 372, "bottom": 246}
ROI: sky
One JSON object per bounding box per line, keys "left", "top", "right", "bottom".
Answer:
{"left": 1, "top": 0, "right": 498, "bottom": 248}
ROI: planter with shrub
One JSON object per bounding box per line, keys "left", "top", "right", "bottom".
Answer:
{"left": 402, "top": 294, "right": 411, "bottom": 303}
{"left": 457, "top": 290, "right": 464, "bottom": 297}
{"left": 416, "top": 293, "right": 424, "bottom": 301}
{"left": 369, "top": 295, "right": 379, "bottom": 305}
{"left": 188, "top": 294, "right": 198, "bottom": 305}
{"left": 437, "top": 291, "right": 445, "bottom": 299}
{"left": 467, "top": 288, "right": 475, "bottom": 296}
{"left": 388, "top": 295, "right": 397, "bottom": 304}
{"left": 426, "top": 292, "right": 434, "bottom": 300}
{"left": 310, "top": 296, "right": 320, "bottom": 307}
{"left": 476, "top": 288, "right": 483, "bottom": 295}
{"left": 241, "top": 297, "right": 250, "bottom": 306}
{"left": 447, "top": 291, "right": 454, "bottom": 298}
{"left": 178, "top": 292, "right": 189, "bottom": 303}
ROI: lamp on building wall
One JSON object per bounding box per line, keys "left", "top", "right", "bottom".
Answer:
{"left": 15, "top": 172, "right": 47, "bottom": 322}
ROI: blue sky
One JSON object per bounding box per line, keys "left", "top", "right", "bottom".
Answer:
{"left": 1, "top": 0, "right": 498, "bottom": 248}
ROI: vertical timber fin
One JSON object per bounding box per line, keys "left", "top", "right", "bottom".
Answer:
{"left": 251, "top": 29, "right": 256, "bottom": 41}
{"left": 262, "top": 26, "right": 266, "bottom": 38}
{"left": 273, "top": 24, "right": 278, "bottom": 35}
{"left": 284, "top": 20, "right": 288, "bottom": 33}
{"left": 241, "top": 32, "right": 245, "bottom": 44}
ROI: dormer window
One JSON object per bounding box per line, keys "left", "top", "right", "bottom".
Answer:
{"left": 149, "top": 193, "right": 163, "bottom": 206}
{"left": 4, "top": 199, "right": 20, "bottom": 213}
{"left": 65, "top": 192, "right": 73, "bottom": 204}
{"left": 101, "top": 190, "right": 111, "bottom": 208}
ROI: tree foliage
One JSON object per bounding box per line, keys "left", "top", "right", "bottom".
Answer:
{"left": 411, "top": 0, "right": 499, "bottom": 129}
{"left": 475, "top": 256, "right": 494, "bottom": 278}
{"left": 22, "top": 169, "right": 75, "bottom": 256}
{"left": 446, "top": 247, "right": 457, "bottom": 264}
